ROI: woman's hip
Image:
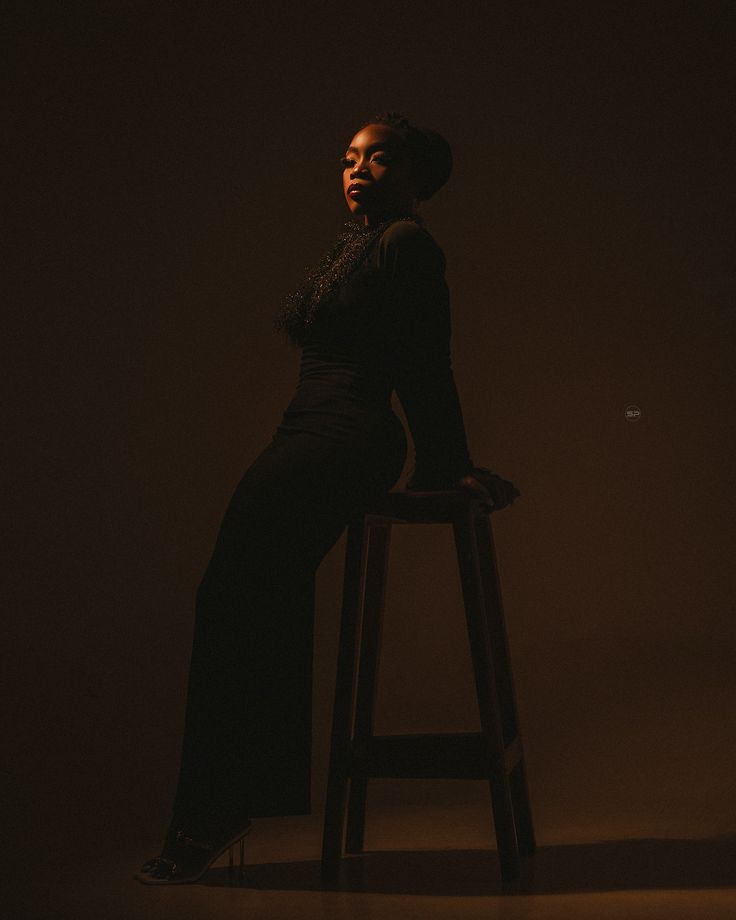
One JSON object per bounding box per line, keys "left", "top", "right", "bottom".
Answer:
{"left": 198, "top": 417, "right": 406, "bottom": 592}
{"left": 220, "top": 413, "right": 406, "bottom": 530}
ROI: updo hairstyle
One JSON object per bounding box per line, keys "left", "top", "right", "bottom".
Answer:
{"left": 359, "top": 111, "right": 453, "bottom": 201}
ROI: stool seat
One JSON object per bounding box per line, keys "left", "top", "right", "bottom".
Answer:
{"left": 362, "top": 487, "right": 493, "bottom": 523}
{"left": 320, "top": 487, "right": 536, "bottom": 885}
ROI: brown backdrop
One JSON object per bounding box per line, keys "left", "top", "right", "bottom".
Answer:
{"left": 6, "top": 0, "right": 734, "bottom": 889}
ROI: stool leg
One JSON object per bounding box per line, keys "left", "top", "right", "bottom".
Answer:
{"left": 321, "top": 517, "right": 368, "bottom": 883}
{"left": 474, "top": 513, "right": 536, "bottom": 856}
{"left": 345, "top": 521, "right": 392, "bottom": 853}
{"left": 509, "top": 759, "right": 536, "bottom": 857}
{"left": 473, "top": 515, "right": 517, "bottom": 744}
{"left": 453, "top": 509, "right": 521, "bottom": 882}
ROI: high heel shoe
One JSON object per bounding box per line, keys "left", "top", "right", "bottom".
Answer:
{"left": 135, "top": 819, "right": 253, "bottom": 885}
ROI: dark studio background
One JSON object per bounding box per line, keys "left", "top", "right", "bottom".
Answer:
{"left": 5, "top": 1, "right": 735, "bottom": 917}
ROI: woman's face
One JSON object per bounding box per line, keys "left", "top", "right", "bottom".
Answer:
{"left": 342, "top": 124, "right": 418, "bottom": 225}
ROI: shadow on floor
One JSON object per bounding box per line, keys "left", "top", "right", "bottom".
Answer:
{"left": 202, "top": 835, "right": 736, "bottom": 896}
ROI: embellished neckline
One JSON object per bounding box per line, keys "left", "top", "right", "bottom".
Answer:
{"left": 273, "top": 213, "right": 424, "bottom": 347}
{"left": 341, "top": 213, "right": 423, "bottom": 235}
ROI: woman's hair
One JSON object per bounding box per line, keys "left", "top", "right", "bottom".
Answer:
{"left": 359, "top": 110, "right": 453, "bottom": 201}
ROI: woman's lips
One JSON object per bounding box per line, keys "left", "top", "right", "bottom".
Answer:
{"left": 348, "top": 186, "right": 368, "bottom": 198}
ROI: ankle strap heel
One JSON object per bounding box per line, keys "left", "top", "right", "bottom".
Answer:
{"left": 136, "top": 820, "right": 252, "bottom": 885}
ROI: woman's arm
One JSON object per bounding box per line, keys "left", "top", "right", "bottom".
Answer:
{"left": 378, "top": 222, "right": 475, "bottom": 489}
{"left": 378, "top": 222, "right": 522, "bottom": 508}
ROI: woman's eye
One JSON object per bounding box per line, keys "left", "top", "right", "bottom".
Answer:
{"left": 340, "top": 154, "right": 391, "bottom": 169}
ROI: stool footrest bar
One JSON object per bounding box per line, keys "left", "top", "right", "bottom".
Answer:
{"left": 347, "top": 732, "right": 522, "bottom": 779}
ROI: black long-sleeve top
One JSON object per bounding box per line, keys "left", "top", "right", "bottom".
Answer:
{"left": 281, "top": 218, "right": 475, "bottom": 490}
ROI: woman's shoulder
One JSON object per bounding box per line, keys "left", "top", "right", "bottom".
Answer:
{"left": 379, "top": 218, "right": 438, "bottom": 247}
{"left": 376, "top": 219, "right": 446, "bottom": 275}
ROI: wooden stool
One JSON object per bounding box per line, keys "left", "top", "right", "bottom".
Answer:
{"left": 320, "top": 489, "right": 535, "bottom": 884}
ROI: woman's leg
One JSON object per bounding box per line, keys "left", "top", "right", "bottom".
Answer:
{"left": 171, "top": 426, "right": 405, "bottom": 829}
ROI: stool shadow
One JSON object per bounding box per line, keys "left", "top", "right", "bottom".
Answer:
{"left": 203, "top": 834, "right": 736, "bottom": 895}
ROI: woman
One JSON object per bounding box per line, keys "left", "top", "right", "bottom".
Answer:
{"left": 136, "top": 111, "right": 520, "bottom": 884}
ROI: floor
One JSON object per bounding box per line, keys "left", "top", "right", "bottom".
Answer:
{"left": 14, "top": 803, "right": 736, "bottom": 920}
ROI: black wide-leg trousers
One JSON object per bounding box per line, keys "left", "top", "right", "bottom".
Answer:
{"left": 172, "top": 412, "right": 407, "bottom": 824}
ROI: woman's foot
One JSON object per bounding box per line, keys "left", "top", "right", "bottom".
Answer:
{"left": 135, "top": 815, "right": 253, "bottom": 885}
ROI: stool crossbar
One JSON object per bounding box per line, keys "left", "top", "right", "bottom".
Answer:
{"left": 320, "top": 489, "right": 535, "bottom": 884}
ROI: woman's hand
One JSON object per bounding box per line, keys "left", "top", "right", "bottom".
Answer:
{"left": 457, "top": 466, "right": 521, "bottom": 510}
